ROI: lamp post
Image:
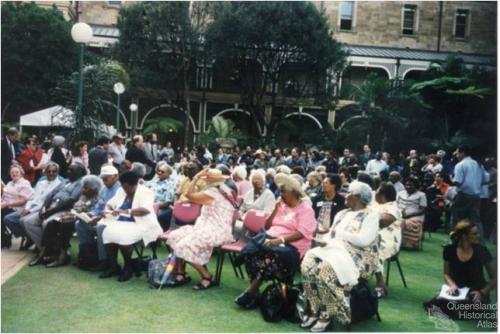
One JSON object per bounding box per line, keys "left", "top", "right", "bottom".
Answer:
{"left": 129, "top": 103, "right": 138, "bottom": 137}
{"left": 71, "top": 22, "right": 93, "bottom": 132}
{"left": 113, "top": 82, "right": 125, "bottom": 132}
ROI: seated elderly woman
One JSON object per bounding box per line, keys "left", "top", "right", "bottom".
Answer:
{"left": 99, "top": 171, "right": 162, "bottom": 282}
{"left": 4, "top": 162, "right": 62, "bottom": 250}
{"left": 232, "top": 165, "right": 252, "bottom": 198}
{"left": 24, "top": 163, "right": 87, "bottom": 266}
{"left": 371, "top": 184, "right": 402, "bottom": 297}
{"left": 300, "top": 181, "right": 380, "bottom": 332}
{"left": 167, "top": 168, "right": 240, "bottom": 290}
{"left": 305, "top": 171, "right": 322, "bottom": 200}
{"left": 1, "top": 165, "right": 34, "bottom": 248}
{"left": 39, "top": 175, "right": 103, "bottom": 267}
{"left": 424, "top": 220, "right": 496, "bottom": 319}
{"left": 239, "top": 169, "right": 276, "bottom": 216}
{"left": 235, "top": 173, "right": 316, "bottom": 309}
{"left": 146, "top": 161, "right": 177, "bottom": 231}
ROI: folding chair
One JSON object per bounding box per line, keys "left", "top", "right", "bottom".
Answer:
{"left": 385, "top": 252, "right": 408, "bottom": 288}
{"left": 214, "top": 210, "right": 268, "bottom": 286}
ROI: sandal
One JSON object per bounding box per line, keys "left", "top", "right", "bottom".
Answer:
{"left": 167, "top": 273, "right": 192, "bottom": 287}
{"left": 375, "top": 286, "right": 388, "bottom": 298}
{"left": 192, "top": 276, "right": 214, "bottom": 290}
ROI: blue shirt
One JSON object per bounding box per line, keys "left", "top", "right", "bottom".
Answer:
{"left": 146, "top": 175, "right": 177, "bottom": 203}
{"left": 90, "top": 181, "right": 121, "bottom": 216}
{"left": 453, "top": 157, "right": 486, "bottom": 196}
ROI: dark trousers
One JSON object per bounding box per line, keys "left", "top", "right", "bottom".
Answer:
{"left": 157, "top": 207, "right": 173, "bottom": 232}
{"left": 452, "top": 192, "right": 483, "bottom": 240}
{"left": 41, "top": 219, "right": 76, "bottom": 253}
{"left": 2, "top": 208, "right": 15, "bottom": 245}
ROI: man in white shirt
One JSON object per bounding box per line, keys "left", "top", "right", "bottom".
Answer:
{"left": 366, "top": 152, "right": 389, "bottom": 177}
{"left": 108, "top": 134, "right": 127, "bottom": 168}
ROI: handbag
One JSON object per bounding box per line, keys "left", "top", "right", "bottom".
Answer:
{"left": 243, "top": 210, "right": 268, "bottom": 232}
{"left": 172, "top": 201, "right": 202, "bottom": 224}
{"left": 350, "top": 280, "right": 379, "bottom": 324}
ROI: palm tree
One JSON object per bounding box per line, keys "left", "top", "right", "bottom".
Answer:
{"left": 336, "top": 74, "right": 428, "bottom": 151}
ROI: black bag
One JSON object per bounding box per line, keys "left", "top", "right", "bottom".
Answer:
{"left": 260, "top": 283, "right": 303, "bottom": 323}
{"left": 76, "top": 242, "right": 99, "bottom": 270}
{"left": 282, "top": 285, "right": 302, "bottom": 323}
{"left": 350, "top": 280, "right": 379, "bottom": 324}
{"left": 260, "top": 283, "right": 284, "bottom": 322}
{"left": 132, "top": 256, "right": 152, "bottom": 273}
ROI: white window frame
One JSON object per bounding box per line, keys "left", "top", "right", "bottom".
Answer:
{"left": 401, "top": 3, "right": 419, "bottom": 36}
{"left": 453, "top": 8, "right": 471, "bottom": 39}
{"left": 337, "top": 1, "right": 357, "bottom": 32}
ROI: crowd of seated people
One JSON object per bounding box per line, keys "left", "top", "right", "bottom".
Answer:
{"left": 1, "top": 129, "right": 496, "bottom": 330}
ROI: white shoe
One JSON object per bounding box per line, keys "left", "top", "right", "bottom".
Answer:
{"left": 310, "top": 320, "right": 331, "bottom": 332}
{"left": 300, "top": 316, "right": 318, "bottom": 328}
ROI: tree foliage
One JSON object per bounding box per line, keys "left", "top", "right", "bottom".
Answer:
{"left": 1, "top": 2, "right": 77, "bottom": 121}
{"left": 54, "top": 60, "right": 130, "bottom": 142}
{"left": 115, "top": 1, "right": 215, "bottom": 145}
{"left": 196, "top": 116, "right": 248, "bottom": 148}
{"left": 205, "top": 2, "right": 348, "bottom": 139}
{"left": 335, "top": 74, "right": 430, "bottom": 152}
{"left": 410, "top": 55, "right": 496, "bottom": 155}
{"left": 143, "top": 117, "right": 184, "bottom": 136}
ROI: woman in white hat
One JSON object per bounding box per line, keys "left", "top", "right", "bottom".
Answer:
{"left": 300, "top": 181, "right": 380, "bottom": 331}
{"left": 167, "top": 168, "right": 241, "bottom": 290}
{"left": 235, "top": 173, "right": 316, "bottom": 309}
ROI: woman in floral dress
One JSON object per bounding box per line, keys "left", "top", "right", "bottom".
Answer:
{"left": 167, "top": 168, "right": 240, "bottom": 290}
{"left": 372, "top": 183, "right": 402, "bottom": 297}
{"left": 300, "top": 181, "right": 380, "bottom": 332}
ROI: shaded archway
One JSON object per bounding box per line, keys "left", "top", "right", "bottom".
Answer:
{"left": 140, "top": 103, "right": 197, "bottom": 133}
{"left": 342, "top": 66, "right": 391, "bottom": 87}
{"left": 214, "top": 108, "right": 264, "bottom": 136}
{"left": 402, "top": 69, "right": 425, "bottom": 81}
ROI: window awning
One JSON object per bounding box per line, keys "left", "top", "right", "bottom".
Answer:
{"left": 345, "top": 44, "right": 495, "bottom": 66}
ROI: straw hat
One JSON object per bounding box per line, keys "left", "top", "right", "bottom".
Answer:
{"left": 199, "top": 168, "right": 229, "bottom": 183}
{"left": 274, "top": 173, "right": 306, "bottom": 198}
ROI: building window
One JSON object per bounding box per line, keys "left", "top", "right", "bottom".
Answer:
{"left": 402, "top": 4, "right": 417, "bottom": 35}
{"left": 455, "top": 9, "right": 470, "bottom": 38}
{"left": 340, "top": 1, "right": 354, "bottom": 31}
{"left": 108, "top": 1, "right": 122, "bottom": 6}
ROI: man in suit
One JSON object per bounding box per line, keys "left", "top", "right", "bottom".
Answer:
{"left": 2, "top": 127, "right": 20, "bottom": 183}
{"left": 125, "top": 135, "right": 156, "bottom": 178}
{"left": 88, "top": 136, "right": 110, "bottom": 175}
{"left": 143, "top": 133, "right": 159, "bottom": 178}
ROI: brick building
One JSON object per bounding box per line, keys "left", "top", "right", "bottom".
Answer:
{"left": 40, "top": 1, "right": 497, "bottom": 144}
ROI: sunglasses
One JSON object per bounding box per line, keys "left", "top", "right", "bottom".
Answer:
{"left": 46, "top": 170, "right": 57, "bottom": 174}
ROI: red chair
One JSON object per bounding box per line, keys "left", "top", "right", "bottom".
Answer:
{"left": 214, "top": 210, "right": 268, "bottom": 285}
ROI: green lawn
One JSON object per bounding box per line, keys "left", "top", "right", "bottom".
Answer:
{"left": 1, "top": 232, "right": 497, "bottom": 332}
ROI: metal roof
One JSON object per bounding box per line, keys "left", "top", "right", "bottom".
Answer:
{"left": 346, "top": 44, "right": 495, "bottom": 66}
{"left": 88, "top": 24, "right": 495, "bottom": 66}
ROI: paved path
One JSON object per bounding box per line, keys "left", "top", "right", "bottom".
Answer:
{"left": 1, "top": 237, "right": 31, "bottom": 285}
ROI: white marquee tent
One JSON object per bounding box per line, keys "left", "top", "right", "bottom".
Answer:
{"left": 19, "top": 105, "right": 74, "bottom": 129}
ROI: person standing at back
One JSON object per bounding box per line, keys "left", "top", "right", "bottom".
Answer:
{"left": 143, "top": 133, "right": 159, "bottom": 178}
{"left": 359, "top": 144, "right": 374, "bottom": 169}
{"left": 452, "top": 145, "right": 488, "bottom": 240}
{"left": 125, "top": 135, "right": 156, "bottom": 176}
{"left": 2, "top": 128, "right": 21, "bottom": 183}
{"left": 88, "top": 136, "right": 111, "bottom": 175}
{"left": 108, "top": 134, "right": 127, "bottom": 168}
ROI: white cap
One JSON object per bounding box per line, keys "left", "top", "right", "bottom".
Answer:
{"left": 100, "top": 164, "right": 118, "bottom": 178}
